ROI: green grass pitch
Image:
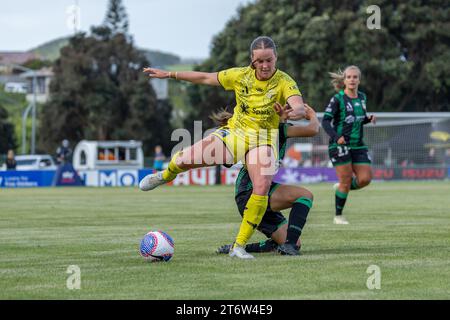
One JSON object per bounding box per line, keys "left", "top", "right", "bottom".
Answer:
{"left": 1, "top": 181, "right": 449, "bottom": 299}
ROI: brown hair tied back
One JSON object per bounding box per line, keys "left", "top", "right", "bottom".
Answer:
{"left": 209, "top": 107, "right": 233, "bottom": 127}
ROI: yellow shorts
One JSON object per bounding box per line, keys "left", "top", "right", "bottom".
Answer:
{"left": 211, "top": 126, "right": 279, "bottom": 164}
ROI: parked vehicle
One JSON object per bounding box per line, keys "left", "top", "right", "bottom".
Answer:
{"left": 0, "top": 154, "right": 57, "bottom": 171}
{"left": 4, "top": 82, "right": 28, "bottom": 94}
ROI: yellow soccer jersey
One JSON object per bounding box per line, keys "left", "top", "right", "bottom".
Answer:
{"left": 217, "top": 66, "right": 302, "bottom": 132}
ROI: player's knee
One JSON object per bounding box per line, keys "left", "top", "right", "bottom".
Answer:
{"left": 303, "top": 189, "right": 314, "bottom": 201}
{"left": 290, "top": 189, "right": 313, "bottom": 204}
{"left": 339, "top": 181, "right": 351, "bottom": 191}
{"left": 252, "top": 180, "right": 272, "bottom": 195}
{"left": 359, "top": 176, "right": 372, "bottom": 187}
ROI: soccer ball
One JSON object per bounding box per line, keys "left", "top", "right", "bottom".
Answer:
{"left": 139, "top": 230, "right": 174, "bottom": 262}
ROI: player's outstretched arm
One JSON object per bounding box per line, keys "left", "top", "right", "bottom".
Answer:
{"left": 143, "top": 67, "right": 220, "bottom": 86}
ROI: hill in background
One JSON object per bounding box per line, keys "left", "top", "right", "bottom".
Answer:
{"left": 29, "top": 37, "right": 70, "bottom": 61}
{"left": 28, "top": 36, "right": 189, "bottom": 67}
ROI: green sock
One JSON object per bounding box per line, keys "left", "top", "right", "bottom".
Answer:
{"left": 350, "top": 177, "right": 360, "bottom": 190}
{"left": 335, "top": 190, "right": 348, "bottom": 216}
{"left": 286, "top": 197, "right": 313, "bottom": 245}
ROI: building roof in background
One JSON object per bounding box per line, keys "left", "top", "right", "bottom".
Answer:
{"left": 0, "top": 51, "right": 37, "bottom": 65}
{"left": 20, "top": 67, "right": 53, "bottom": 78}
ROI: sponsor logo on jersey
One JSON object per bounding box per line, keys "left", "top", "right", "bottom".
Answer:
{"left": 252, "top": 108, "right": 272, "bottom": 115}
{"left": 346, "top": 102, "right": 353, "bottom": 111}
{"left": 356, "top": 115, "right": 366, "bottom": 121}
{"left": 345, "top": 115, "right": 355, "bottom": 123}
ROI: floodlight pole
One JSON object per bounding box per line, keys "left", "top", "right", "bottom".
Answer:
{"left": 21, "top": 103, "right": 33, "bottom": 154}
{"left": 31, "top": 73, "right": 37, "bottom": 154}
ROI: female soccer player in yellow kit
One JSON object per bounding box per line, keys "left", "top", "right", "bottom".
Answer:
{"left": 140, "top": 36, "right": 306, "bottom": 259}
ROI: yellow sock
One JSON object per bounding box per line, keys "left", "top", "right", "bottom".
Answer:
{"left": 161, "top": 151, "right": 186, "bottom": 181}
{"left": 234, "top": 194, "right": 268, "bottom": 247}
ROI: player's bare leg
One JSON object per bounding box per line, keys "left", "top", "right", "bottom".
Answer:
{"left": 333, "top": 164, "right": 352, "bottom": 224}
{"left": 139, "top": 135, "right": 233, "bottom": 191}
{"left": 351, "top": 164, "right": 372, "bottom": 190}
{"left": 229, "top": 146, "right": 274, "bottom": 259}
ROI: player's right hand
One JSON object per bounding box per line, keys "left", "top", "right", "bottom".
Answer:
{"left": 303, "top": 103, "right": 317, "bottom": 120}
{"left": 337, "top": 136, "right": 346, "bottom": 145}
{"left": 143, "top": 67, "right": 169, "bottom": 79}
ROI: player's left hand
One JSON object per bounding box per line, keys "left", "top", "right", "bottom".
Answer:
{"left": 273, "top": 102, "right": 291, "bottom": 121}
{"left": 369, "top": 115, "right": 376, "bottom": 124}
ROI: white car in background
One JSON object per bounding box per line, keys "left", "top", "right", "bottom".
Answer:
{"left": 1, "top": 154, "right": 58, "bottom": 171}
{"left": 4, "top": 82, "right": 28, "bottom": 94}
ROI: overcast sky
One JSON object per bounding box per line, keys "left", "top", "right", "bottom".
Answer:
{"left": 0, "top": 0, "right": 254, "bottom": 59}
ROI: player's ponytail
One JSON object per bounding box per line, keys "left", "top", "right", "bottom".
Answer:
{"left": 209, "top": 108, "right": 233, "bottom": 127}
{"left": 329, "top": 65, "right": 361, "bottom": 92}
{"left": 329, "top": 69, "right": 345, "bottom": 91}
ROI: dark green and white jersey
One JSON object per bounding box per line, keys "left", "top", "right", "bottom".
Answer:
{"left": 234, "top": 122, "right": 290, "bottom": 196}
{"left": 322, "top": 90, "right": 370, "bottom": 149}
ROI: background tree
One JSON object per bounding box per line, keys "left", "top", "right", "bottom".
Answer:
{"left": 38, "top": 0, "right": 173, "bottom": 155}
{"left": 0, "top": 102, "right": 17, "bottom": 154}
{"left": 104, "top": 0, "right": 129, "bottom": 35}
{"left": 186, "top": 0, "right": 449, "bottom": 128}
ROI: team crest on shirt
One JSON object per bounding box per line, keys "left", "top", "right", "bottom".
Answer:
{"left": 346, "top": 102, "right": 353, "bottom": 111}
